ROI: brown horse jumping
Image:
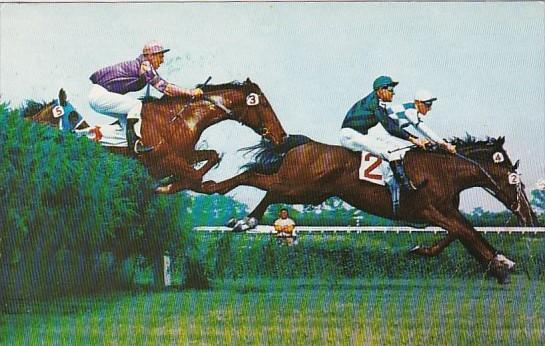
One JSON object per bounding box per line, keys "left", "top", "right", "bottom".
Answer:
{"left": 202, "top": 134, "right": 538, "bottom": 283}
{"left": 22, "top": 79, "right": 287, "bottom": 194}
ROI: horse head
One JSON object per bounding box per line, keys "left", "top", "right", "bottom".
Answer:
{"left": 21, "top": 89, "right": 87, "bottom": 132}
{"left": 452, "top": 135, "right": 538, "bottom": 226}
{"left": 198, "top": 78, "right": 287, "bottom": 145}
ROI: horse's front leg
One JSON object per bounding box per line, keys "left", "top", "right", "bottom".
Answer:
{"left": 422, "top": 208, "right": 511, "bottom": 284}
{"left": 155, "top": 155, "right": 203, "bottom": 194}
{"left": 424, "top": 208, "right": 497, "bottom": 261}
{"left": 190, "top": 150, "right": 222, "bottom": 177}
{"left": 409, "top": 233, "right": 457, "bottom": 256}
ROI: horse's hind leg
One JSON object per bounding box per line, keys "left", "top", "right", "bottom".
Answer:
{"left": 409, "top": 233, "right": 456, "bottom": 257}
{"left": 248, "top": 192, "right": 280, "bottom": 220}
{"left": 231, "top": 192, "right": 278, "bottom": 231}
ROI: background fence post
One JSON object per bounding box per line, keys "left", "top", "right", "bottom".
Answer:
{"left": 153, "top": 253, "right": 171, "bottom": 288}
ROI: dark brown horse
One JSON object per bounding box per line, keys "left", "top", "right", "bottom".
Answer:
{"left": 202, "top": 134, "right": 538, "bottom": 283}
{"left": 22, "top": 79, "right": 287, "bottom": 194}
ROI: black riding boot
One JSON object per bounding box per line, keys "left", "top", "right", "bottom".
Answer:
{"left": 126, "top": 119, "right": 153, "bottom": 155}
{"left": 389, "top": 159, "right": 418, "bottom": 192}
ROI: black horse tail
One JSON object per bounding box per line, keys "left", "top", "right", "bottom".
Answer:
{"left": 240, "top": 134, "right": 311, "bottom": 174}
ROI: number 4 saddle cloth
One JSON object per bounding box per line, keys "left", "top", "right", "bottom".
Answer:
{"left": 358, "top": 151, "right": 401, "bottom": 214}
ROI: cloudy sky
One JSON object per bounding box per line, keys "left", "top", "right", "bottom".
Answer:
{"left": 1, "top": 2, "right": 543, "bottom": 212}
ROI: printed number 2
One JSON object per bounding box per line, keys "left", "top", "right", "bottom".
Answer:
{"left": 364, "top": 153, "right": 382, "bottom": 180}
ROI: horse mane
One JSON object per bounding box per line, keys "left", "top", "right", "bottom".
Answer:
{"left": 446, "top": 134, "right": 505, "bottom": 158}
{"left": 448, "top": 134, "right": 503, "bottom": 148}
{"left": 138, "top": 81, "right": 245, "bottom": 104}
{"left": 198, "top": 80, "right": 244, "bottom": 92}
{"left": 20, "top": 99, "right": 52, "bottom": 118}
{"left": 240, "top": 135, "right": 312, "bottom": 174}
{"left": 139, "top": 95, "right": 161, "bottom": 103}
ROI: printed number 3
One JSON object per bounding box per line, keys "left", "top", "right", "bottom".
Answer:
{"left": 246, "top": 93, "right": 259, "bottom": 106}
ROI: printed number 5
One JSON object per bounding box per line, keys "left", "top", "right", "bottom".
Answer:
{"left": 52, "top": 105, "right": 65, "bottom": 118}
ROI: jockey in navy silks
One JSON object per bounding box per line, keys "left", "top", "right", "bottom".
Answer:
{"left": 340, "top": 76, "right": 454, "bottom": 192}
{"left": 88, "top": 41, "right": 203, "bottom": 154}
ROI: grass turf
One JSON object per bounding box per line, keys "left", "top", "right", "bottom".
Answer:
{"left": 2, "top": 277, "right": 544, "bottom": 345}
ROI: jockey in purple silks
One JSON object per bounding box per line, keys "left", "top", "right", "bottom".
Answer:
{"left": 88, "top": 41, "right": 203, "bottom": 154}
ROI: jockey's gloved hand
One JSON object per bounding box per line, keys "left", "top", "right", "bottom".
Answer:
{"left": 191, "top": 88, "right": 204, "bottom": 98}
{"left": 440, "top": 142, "right": 457, "bottom": 154}
{"left": 410, "top": 137, "right": 429, "bottom": 149}
{"left": 424, "top": 141, "right": 440, "bottom": 151}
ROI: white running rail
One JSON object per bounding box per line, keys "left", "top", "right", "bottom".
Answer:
{"left": 193, "top": 226, "right": 545, "bottom": 235}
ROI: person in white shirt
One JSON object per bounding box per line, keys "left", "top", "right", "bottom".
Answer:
{"left": 273, "top": 208, "right": 297, "bottom": 246}
{"left": 387, "top": 89, "right": 456, "bottom": 154}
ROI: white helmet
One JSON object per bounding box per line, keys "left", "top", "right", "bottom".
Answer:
{"left": 414, "top": 89, "right": 437, "bottom": 102}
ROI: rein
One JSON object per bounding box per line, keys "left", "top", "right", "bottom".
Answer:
{"left": 170, "top": 76, "right": 213, "bottom": 123}
{"left": 455, "top": 150, "right": 531, "bottom": 226}
{"left": 169, "top": 82, "right": 270, "bottom": 138}
{"left": 454, "top": 152, "right": 501, "bottom": 190}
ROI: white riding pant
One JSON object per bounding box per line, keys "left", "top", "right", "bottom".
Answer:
{"left": 88, "top": 84, "right": 143, "bottom": 137}
{"left": 339, "top": 126, "right": 411, "bottom": 161}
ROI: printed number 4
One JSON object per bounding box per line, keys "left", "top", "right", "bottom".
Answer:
{"left": 364, "top": 153, "right": 382, "bottom": 180}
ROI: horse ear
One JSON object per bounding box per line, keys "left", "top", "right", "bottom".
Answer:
{"left": 245, "top": 77, "right": 251, "bottom": 83}
{"left": 513, "top": 159, "right": 520, "bottom": 170}
{"left": 498, "top": 136, "right": 505, "bottom": 146}
{"left": 59, "top": 89, "right": 67, "bottom": 106}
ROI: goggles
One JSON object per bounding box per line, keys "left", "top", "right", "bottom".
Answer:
{"left": 382, "top": 85, "right": 395, "bottom": 92}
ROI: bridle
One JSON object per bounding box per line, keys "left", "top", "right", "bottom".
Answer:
{"left": 49, "top": 99, "right": 85, "bottom": 132}
{"left": 170, "top": 83, "right": 271, "bottom": 138}
{"left": 455, "top": 151, "right": 530, "bottom": 225}
{"left": 233, "top": 87, "right": 271, "bottom": 138}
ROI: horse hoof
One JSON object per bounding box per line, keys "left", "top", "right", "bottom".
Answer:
{"left": 155, "top": 184, "right": 172, "bottom": 194}
{"left": 408, "top": 245, "right": 421, "bottom": 254}
{"left": 247, "top": 217, "right": 258, "bottom": 229}
{"left": 215, "top": 153, "right": 224, "bottom": 166}
{"left": 232, "top": 218, "right": 248, "bottom": 232}
{"left": 226, "top": 218, "right": 237, "bottom": 228}
{"left": 489, "top": 255, "right": 513, "bottom": 284}
{"left": 497, "top": 274, "right": 511, "bottom": 285}
{"left": 494, "top": 254, "right": 516, "bottom": 272}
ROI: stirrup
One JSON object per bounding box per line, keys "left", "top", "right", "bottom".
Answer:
{"left": 403, "top": 179, "right": 418, "bottom": 192}
{"left": 133, "top": 139, "right": 154, "bottom": 154}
